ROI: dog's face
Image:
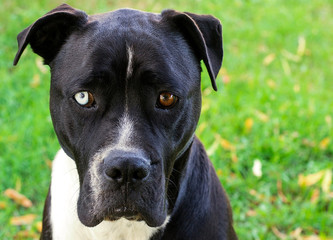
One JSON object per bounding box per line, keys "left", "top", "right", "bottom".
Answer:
{"left": 14, "top": 4, "right": 222, "bottom": 228}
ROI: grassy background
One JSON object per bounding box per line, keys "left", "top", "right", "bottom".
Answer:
{"left": 1, "top": 0, "right": 332, "bottom": 239}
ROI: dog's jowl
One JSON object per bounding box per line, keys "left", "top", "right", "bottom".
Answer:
{"left": 14, "top": 4, "right": 238, "bottom": 240}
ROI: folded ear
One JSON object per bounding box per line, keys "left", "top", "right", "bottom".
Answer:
{"left": 161, "top": 10, "right": 223, "bottom": 91}
{"left": 13, "top": 4, "right": 88, "bottom": 65}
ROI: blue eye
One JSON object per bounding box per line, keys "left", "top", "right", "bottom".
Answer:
{"left": 74, "top": 91, "right": 95, "bottom": 107}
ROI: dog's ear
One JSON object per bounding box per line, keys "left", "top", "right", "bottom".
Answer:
{"left": 161, "top": 10, "right": 223, "bottom": 91}
{"left": 13, "top": 4, "right": 88, "bottom": 65}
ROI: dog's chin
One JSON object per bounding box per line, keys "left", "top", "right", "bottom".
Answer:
{"left": 78, "top": 205, "right": 167, "bottom": 228}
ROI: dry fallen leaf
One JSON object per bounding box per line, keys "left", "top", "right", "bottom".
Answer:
{"left": 310, "top": 188, "right": 320, "bottom": 204}
{"left": 46, "top": 159, "right": 53, "bottom": 169}
{"left": 231, "top": 152, "right": 238, "bottom": 163}
{"left": 255, "top": 110, "right": 269, "bottom": 122}
{"left": 282, "top": 49, "right": 301, "bottom": 62}
{"left": 302, "top": 139, "right": 316, "bottom": 148}
{"left": 35, "top": 57, "right": 48, "bottom": 74}
{"left": 319, "top": 137, "right": 330, "bottom": 150}
{"left": 10, "top": 214, "right": 37, "bottom": 226}
{"left": 277, "top": 180, "right": 288, "bottom": 203}
{"left": 14, "top": 230, "right": 39, "bottom": 239}
{"left": 244, "top": 118, "right": 254, "bottom": 133}
{"left": 280, "top": 58, "right": 291, "bottom": 76}
{"left": 325, "top": 115, "right": 332, "bottom": 129}
{"left": 215, "top": 134, "right": 236, "bottom": 151}
{"left": 0, "top": 201, "right": 7, "bottom": 209}
{"left": 297, "top": 36, "right": 306, "bottom": 57}
{"left": 246, "top": 209, "right": 257, "bottom": 217}
{"left": 219, "top": 68, "right": 231, "bottom": 84}
{"left": 220, "top": 138, "right": 235, "bottom": 151}
{"left": 263, "top": 53, "right": 276, "bottom": 66}
{"left": 36, "top": 221, "right": 43, "bottom": 233}
{"left": 249, "top": 189, "right": 266, "bottom": 200}
{"left": 272, "top": 226, "right": 287, "bottom": 239}
{"left": 290, "top": 227, "right": 303, "bottom": 238}
{"left": 322, "top": 170, "right": 332, "bottom": 193}
{"left": 301, "top": 236, "right": 321, "bottom": 240}
{"left": 30, "top": 74, "right": 41, "bottom": 88}
{"left": 267, "top": 79, "right": 277, "bottom": 89}
{"left": 4, "top": 189, "right": 33, "bottom": 208}
{"left": 207, "top": 141, "right": 219, "bottom": 156}
{"left": 298, "top": 170, "right": 326, "bottom": 187}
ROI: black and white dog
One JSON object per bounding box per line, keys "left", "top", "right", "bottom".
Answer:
{"left": 14, "top": 4, "right": 237, "bottom": 240}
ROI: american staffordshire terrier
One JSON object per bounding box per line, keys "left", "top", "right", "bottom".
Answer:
{"left": 14, "top": 4, "right": 237, "bottom": 240}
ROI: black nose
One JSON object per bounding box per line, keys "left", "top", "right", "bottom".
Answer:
{"left": 103, "top": 154, "right": 150, "bottom": 184}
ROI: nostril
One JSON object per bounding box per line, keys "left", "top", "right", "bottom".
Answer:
{"left": 105, "top": 168, "right": 122, "bottom": 181}
{"left": 132, "top": 167, "right": 149, "bottom": 181}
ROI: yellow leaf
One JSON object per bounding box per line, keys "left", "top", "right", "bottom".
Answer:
{"left": 196, "top": 122, "right": 207, "bottom": 136}
{"left": 244, "top": 118, "right": 254, "bottom": 133}
{"left": 319, "top": 137, "right": 330, "bottom": 150}
{"left": 255, "top": 110, "right": 269, "bottom": 122}
{"left": 290, "top": 227, "right": 303, "bottom": 238}
{"left": 297, "top": 36, "right": 306, "bottom": 57}
{"left": 10, "top": 214, "right": 36, "bottom": 226}
{"left": 14, "top": 230, "right": 39, "bottom": 239}
{"left": 325, "top": 115, "right": 332, "bottom": 129}
{"left": 207, "top": 141, "right": 219, "bottom": 156}
{"left": 298, "top": 170, "right": 326, "bottom": 187}
{"left": 231, "top": 152, "right": 238, "bottom": 163}
{"left": 301, "top": 236, "right": 321, "bottom": 240}
{"left": 271, "top": 226, "right": 287, "bottom": 239}
{"left": 0, "top": 201, "right": 6, "bottom": 209}
{"left": 219, "top": 67, "right": 231, "bottom": 84}
{"left": 282, "top": 49, "right": 301, "bottom": 62}
{"left": 220, "top": 138, "right": 235, "bottom": 151}
{"left": 281, "top": 58, "right": 291, "bottom": 76}
{"left": 267, "top": 79, "right": 276, "bottom": 89}
{"left": 246, "top": 209, "right": 257, "bottom": 217}
{"left": 36, "top": 221, "right": 43, "bottom": 233}
{"left": 322, "top": 170, "right": 332, "bottom": 193}
{"left": 4, "top": 189, "right": 33, "bottom": 208}
{"left": 216, "top": 169, "right": 223, "bottom": 178}
{"left": 263, "top": 53, "right": 276, "bottom": 66}
{"left": 30, "top": 74, "right": 41, "bottom": 88}
{"left": 35, "top": 57, "right": 48, "bottom": 74}
{"left": 293, "top": 84, "right": 300, "bottom": 93}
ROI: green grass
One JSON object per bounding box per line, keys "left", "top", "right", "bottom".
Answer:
{"left": 1, "top": 0, "right": 332, "bottom": 239}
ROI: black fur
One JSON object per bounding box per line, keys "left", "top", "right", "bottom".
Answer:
{"left": 14, "top": 4, "right": 237, "bottom": 239}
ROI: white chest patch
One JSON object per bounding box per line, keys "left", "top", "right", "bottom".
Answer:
{"left": 50, "top": 149, "right": 168, "bottom": 240}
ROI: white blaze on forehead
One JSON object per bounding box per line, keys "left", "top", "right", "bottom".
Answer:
{"left": 125, "top": 44, "right": 134, "bottom": 113}
{"left": 126, "top": 45, "right": 134, "bottom": 80}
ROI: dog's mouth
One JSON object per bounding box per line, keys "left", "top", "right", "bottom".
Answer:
{"left": 104, "top": 206, "right": 144, "bottom": 222}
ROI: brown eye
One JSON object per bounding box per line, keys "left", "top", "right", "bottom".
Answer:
{"left": 157, "top": 92, "right": 178, "bottom": 109}
{"left": 74, "top": 91, "right": 95, "bottom": 108}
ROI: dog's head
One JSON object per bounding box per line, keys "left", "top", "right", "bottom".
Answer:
{"left": 14, "top": 4, "right": 223, "bottom": 228}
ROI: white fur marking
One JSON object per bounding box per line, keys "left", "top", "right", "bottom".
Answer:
{"left": 117, "top": 113, "right": 134, "bottom": 148}
{"left": 51, "top": 149, "right": 169, "bottom": 240}
{"left": 126, "top": 46, "right": 134, "bottom": 80}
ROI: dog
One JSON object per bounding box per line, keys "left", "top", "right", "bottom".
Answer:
{"left": 14, "top": 4, "right": 237, "bottom": 240}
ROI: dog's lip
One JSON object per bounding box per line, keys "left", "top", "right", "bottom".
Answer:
{"left": 104, "top": 207, "right": 143, "bottom": 222}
